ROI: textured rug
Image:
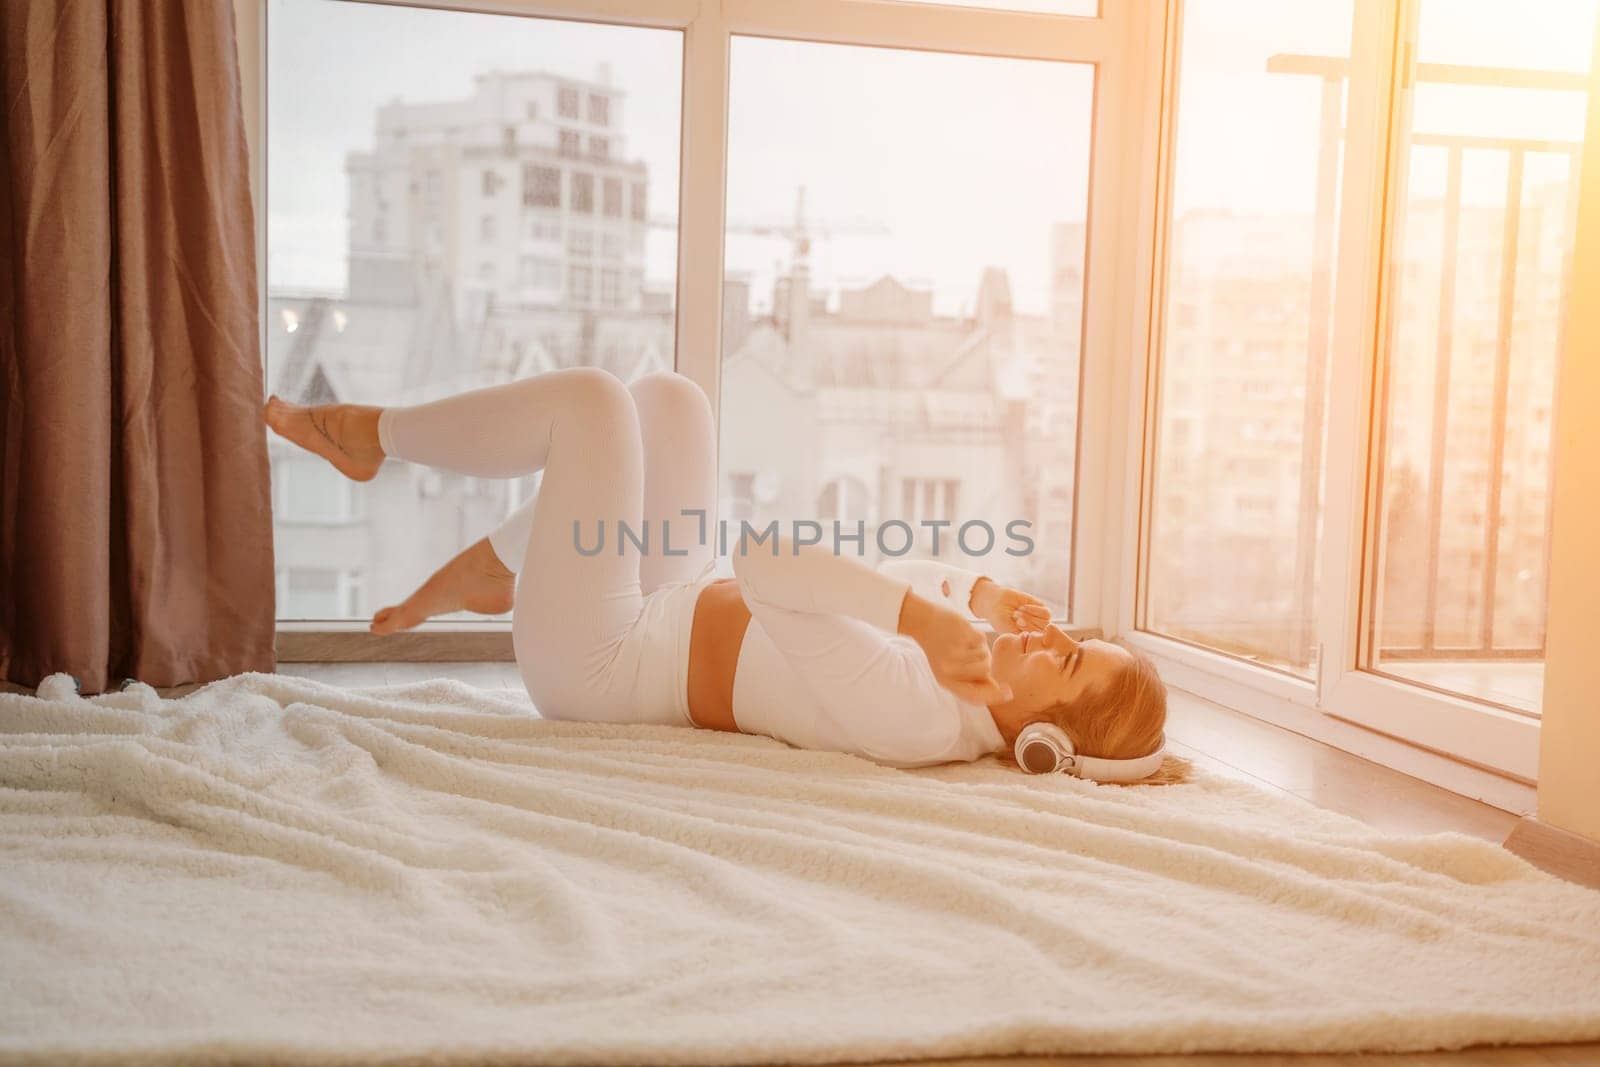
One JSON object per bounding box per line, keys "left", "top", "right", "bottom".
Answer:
{"left": 2, "top": 671, "right": 1598, "bottom": 1065}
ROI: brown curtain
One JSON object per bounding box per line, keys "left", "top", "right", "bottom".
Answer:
{"left": 0, "top": 1, "right": 275, "bottom": 693}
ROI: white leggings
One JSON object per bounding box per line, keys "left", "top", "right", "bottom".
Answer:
{"left": 376, "top": 368, "right": 718, "bottom": 726}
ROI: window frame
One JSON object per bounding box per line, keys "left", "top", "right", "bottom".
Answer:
{"left": 1318, "top": 0, "right": 1558, "bottom": 784}
{"left": 243, "top": 0, "right": 1134, "bottom": 656}
{"left": 1118, "top": 0, "right": 1599, "bottom": 806}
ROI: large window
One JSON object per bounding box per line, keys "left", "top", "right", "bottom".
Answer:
{"left": 266, "top": 0, "right": 681, "bottom": 621}
{"left": 719, "top": 38, "right": 1094, "bottom": 615}
{"left": 523, "top": 164, "right": 561, "bottom": 209}
{"left": 1144, "top": 0, "right": 1352, "bottom": 677}
{"left": 1366, "top": 0, "right": 1596, "bottom": 713}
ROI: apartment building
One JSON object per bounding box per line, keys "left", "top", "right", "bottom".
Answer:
{"left": 344, "top": 67, "right": 651, "bottom": 320}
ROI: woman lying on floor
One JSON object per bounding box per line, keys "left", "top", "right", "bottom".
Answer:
{"left": 264, "top": 368, "right": 1184, "bottom": 783}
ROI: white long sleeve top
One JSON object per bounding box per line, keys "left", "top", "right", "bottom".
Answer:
{"left": 725, "top": 542, "right": 1006, "bottom": 768}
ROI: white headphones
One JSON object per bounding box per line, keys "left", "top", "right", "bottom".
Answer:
{"left": 1014, "top": 721, "right": 1166, "bottom": 782}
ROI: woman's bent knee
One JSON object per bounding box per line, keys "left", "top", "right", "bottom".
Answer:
{"left": 629, "top": 370, "right": 711, "bottom": 424}
{"left": 560, "top": 366, "right": 633, "bottom": 411}
{"left": 544, "top": 367, "right": 636, "bottom": 441}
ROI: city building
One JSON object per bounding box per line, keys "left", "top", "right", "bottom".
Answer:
{"left": 718, "top": 247, "right": 1082, "bottom": 610}
{"left": 345, "top": 67, "right": 653, "bottom": 321}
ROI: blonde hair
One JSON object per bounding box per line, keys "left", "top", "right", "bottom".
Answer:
{"left": 1002, "top": 640, "right": 1191, "bottom": 786}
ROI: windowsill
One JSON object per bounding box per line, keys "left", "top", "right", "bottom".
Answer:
{"left": 276, "top": 622, "right": 515, "bottom": 662}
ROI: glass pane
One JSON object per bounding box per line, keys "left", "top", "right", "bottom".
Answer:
{"left": 282, "top": 569, "right": 342, "bottom": 619}
{"left": 267, "top": 0, "right": 681, "bottom": 621}
{"left": 721, "top": 38, "right": 1093, "bottom": 616}
{"left": 276, "top": 456, "right": 356, "bottom": 524}
{"left": 1368, "top": 0, "right": 1596, "bottom": 713}
{"left": 1144, "top": 0, "right": 1353, "bottom": 675}
{"left": 890, "top": 0, "right": 1097, "bottom": 14}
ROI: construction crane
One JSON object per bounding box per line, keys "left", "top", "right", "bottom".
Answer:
{"left": 649, "top": 186, "right": 889, "bottom": 270}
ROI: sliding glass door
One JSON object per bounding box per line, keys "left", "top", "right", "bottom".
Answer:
{"left": 1365, "top": 0, "right": 1593, "bottom": 715}
{"left": 1137, "top": 0, "right": 1598, "bottom": 782}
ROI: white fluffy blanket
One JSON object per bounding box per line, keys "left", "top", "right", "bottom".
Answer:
{"left": 3, "top": 672, "right": 1599, "bottom": 1065}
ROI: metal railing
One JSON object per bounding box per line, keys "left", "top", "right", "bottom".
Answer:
{"left": 1269, "top": 53, "right": 1584, "bottom": 662}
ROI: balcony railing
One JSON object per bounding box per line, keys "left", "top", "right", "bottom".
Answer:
{"left": 1270, "top": 53, "right": 1584, "bottom": 667}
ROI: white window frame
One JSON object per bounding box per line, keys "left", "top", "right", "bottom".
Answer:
{"left": 1316, "top": 0, "right": 1553, "bottom": 793}
{"left": 241, "top": 0, "right": 1137, "bottom": 638}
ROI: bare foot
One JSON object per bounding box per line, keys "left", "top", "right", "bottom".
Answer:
{"left": 371, "top": 538, "right": 516, "bottom": 635}
{"left": 264, "top": 395, "right": 385, "bottom": 482}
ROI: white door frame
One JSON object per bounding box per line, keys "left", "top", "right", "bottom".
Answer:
{"left": 1116, "top": 0, "right": 1563, "bottom": 810}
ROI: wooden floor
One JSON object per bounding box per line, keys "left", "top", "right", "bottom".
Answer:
{"left": 20, "top": 662, "right": 1598, "bottom": 1064}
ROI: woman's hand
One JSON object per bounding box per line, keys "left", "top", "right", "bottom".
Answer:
{"left": 898, "top": 592, "right": 1014, "bottom": 706}
{"left": 969, "top": 578, "right": 1052, "bottom": 635}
